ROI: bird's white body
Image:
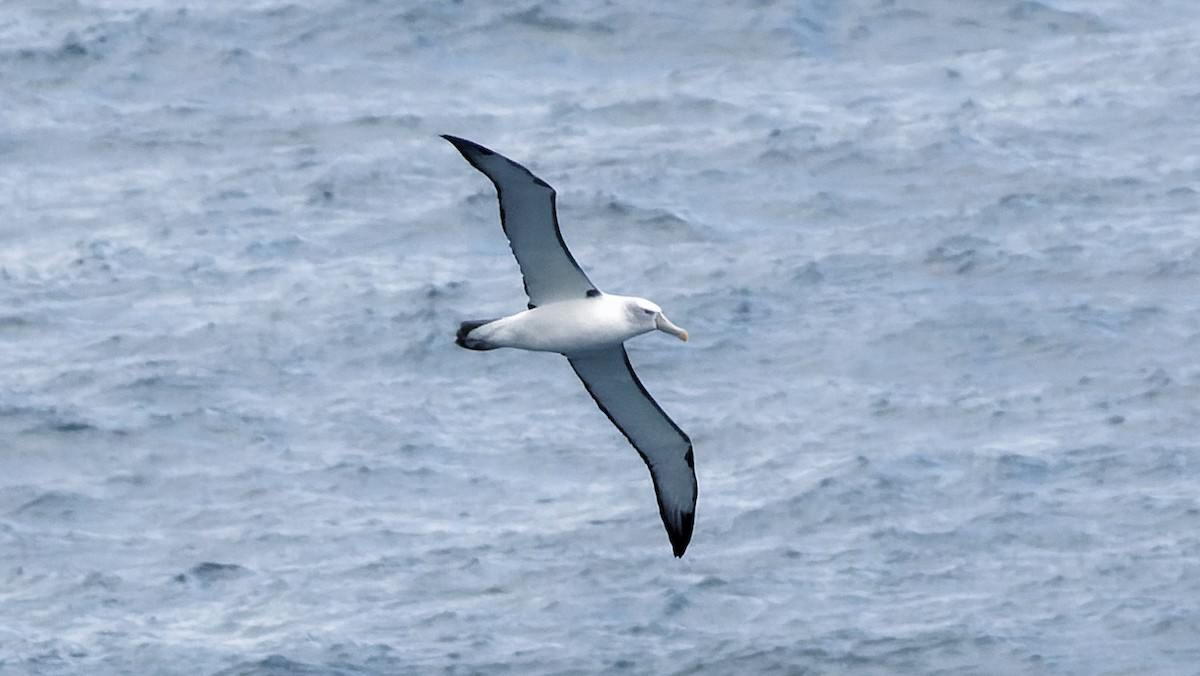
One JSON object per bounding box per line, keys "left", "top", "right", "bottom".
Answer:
{"left": 469, "top": 293, "right": 687, "bottom": 355}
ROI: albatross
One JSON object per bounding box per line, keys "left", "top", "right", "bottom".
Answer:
{"left": 443, "top": 135, "right": 697, "bottom": 557}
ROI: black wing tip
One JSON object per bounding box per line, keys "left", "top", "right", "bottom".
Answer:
{"left": 441, "top": 134, "right": 495, "bottom": 157}
{"left": 442, "top": 135, "right": 554, "bottom": 192}
{"left": 669, "top": 509, "right": 696, "bottom": 558}
{"left": 666, "top": 444, "right": 697, "bottom": 558}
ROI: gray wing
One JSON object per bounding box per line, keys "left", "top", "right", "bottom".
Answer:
{"left": 443, "top": 135, "right": 597, "bottom": 307}
{"left": 567, "top": 346, "right": 697, "bottom": 557}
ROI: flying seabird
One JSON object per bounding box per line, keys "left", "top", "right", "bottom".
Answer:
{"left": 443, "top": 135, "right": 697, "bottom": 558}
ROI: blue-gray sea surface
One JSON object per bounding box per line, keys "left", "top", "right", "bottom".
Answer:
{"left": 3, "top": 1, "right": 1199, "bottom": 674}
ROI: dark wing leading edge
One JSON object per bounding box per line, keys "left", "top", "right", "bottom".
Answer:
{"left": 442, "top": 135, "right": 598, "bottom": 307}
{"left": 567, "top": 346, "right": 697, "bottom": 557}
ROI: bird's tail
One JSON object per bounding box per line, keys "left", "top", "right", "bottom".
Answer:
{"left": 455, "top": 319, "right": 501, "bottom": 350}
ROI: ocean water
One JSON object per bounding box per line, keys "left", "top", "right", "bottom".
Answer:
{"left": 3, "top": 1, "right": 1200, "bottom": 673}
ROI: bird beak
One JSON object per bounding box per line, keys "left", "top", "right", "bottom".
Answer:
{"left": 655, "top": 313, "right": 689, "bottom": 342}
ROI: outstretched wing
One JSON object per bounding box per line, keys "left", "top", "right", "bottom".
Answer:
{"left": 567, "top": 346, "right": 697, "bottom": 557}
{"left": 443, "top": 135, "right": 597, "bottom": 307}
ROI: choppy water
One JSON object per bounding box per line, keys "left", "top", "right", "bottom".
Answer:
{"left": 3, "top": 1, "right": 1200, "bottom": 674}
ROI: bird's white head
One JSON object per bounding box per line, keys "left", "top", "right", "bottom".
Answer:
{"left": 627, "top": 297, "right": 689, "bottom": 342}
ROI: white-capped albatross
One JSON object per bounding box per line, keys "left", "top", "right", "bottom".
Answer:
{"left": 443, "top": 135, "right": 697, "bottom": 558}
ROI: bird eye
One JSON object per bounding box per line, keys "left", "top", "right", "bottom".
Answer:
{"left": 643, "top": 308, "right": 655, "bottom": 315}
